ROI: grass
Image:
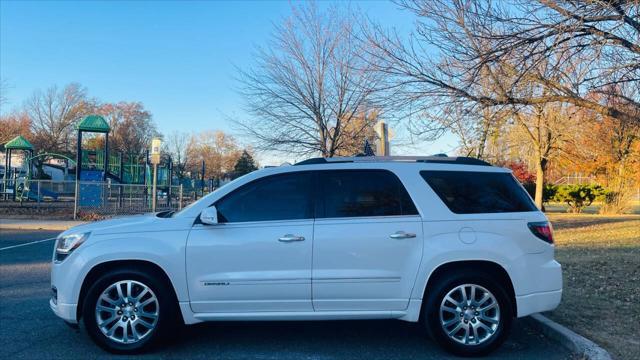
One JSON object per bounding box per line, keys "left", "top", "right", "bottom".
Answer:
{"left": 545, "top": 214, "right": 640, "bottom": 360}
{"left": 545, "top": 200, "right": 640, "bottom": 215}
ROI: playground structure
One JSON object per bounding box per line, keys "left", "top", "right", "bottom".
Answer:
{"left": 1, "top": 135, "right": 80, "bottom": 202}
{"left": 75, "top": 115, "right": 180, "bottom": 210}
{"left": 2, "top": 135, "right": 33, "bottom": 201}
{"left": 17, "top": 152, "right": 76, "bottom": 202}
{"left": 1, "top": 115, "right": 207, "bottom": 217}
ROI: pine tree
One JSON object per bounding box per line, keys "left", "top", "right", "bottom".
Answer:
{"left": 232, "top": 150, "right": 258, "bottom": 178}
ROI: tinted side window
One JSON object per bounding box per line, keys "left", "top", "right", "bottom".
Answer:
{"left": 215, "top": 172, "right": 313, "bottom": 222}
{"left": 320, "top": 170, "right": 418, "bottom": 218}
{"left": 420, "top": 171, "right": 537, "bottom": 214}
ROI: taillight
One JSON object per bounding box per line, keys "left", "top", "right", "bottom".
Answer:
{"left": 528, "top": 221, "right": 554, "bottom": 244}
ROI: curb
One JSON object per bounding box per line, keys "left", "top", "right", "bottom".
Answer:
{"left": 525, "top": 314, "right": 611, "bottom": 360}
{"left": 0, "top": 221, "right": 86, "bottom": 231}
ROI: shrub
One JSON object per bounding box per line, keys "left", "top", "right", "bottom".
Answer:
{"left": 543, "top": 184, "right": 557, "bottom": 204}
{"left": 599, "top": 189, "right": 634, "bottom": 215}
{"left": 505, "top": 161, "right": 536, "bottom": 184}
{"left": 552, "top": 184, "right": 606, "bottom": 213}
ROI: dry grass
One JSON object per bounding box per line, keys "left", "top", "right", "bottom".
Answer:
{"left": 546, "top": 214, "right": 640, "bottom": 360}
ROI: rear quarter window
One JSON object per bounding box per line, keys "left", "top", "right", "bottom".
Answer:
{"left": 420, "top": 170, "right": 537, "bottom": 214}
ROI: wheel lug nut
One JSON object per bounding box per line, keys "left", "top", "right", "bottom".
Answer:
{"left": 117, "top": 310, "right": 122, "bottom": 315}
{"left": 475, "top": 312, "right": 479, "bottom": 316}
{"left": 128, "top": 302, "right": 132, "bottom": 306}
{"left": 134, "top": 308, "right": 138, "bottom": 312}
{"left": 464, "top": 320, "right": 468, "bottom": 324}
{"left": 471, "top": 318, "right": 476, "bottom": 323}
{"left": 122, "top": 316, "right": 127, "bottom": 321}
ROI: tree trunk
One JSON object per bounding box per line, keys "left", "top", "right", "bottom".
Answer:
{"left": 606, "top": 158, "right": 628, "bottom": 214}
{"left": 475, "top": 111, "right": 492, "bottom": 159}
{"left": 534, "top": 157, "right": 548, "bottom": 210}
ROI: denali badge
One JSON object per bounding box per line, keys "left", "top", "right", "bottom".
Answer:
{"left": 203, "top": 282, "right": 230, "bottom": 286}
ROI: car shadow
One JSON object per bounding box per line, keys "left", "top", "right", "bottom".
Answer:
{"left": 143, "top": 318, "right": 567, "bottom": 360}
{"left": 164, "top": 319, "right": 440, "bottom": 359}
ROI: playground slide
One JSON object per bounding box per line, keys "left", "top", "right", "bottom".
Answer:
{"left": 25, "top": 184, "right": 60, "bottom": 201}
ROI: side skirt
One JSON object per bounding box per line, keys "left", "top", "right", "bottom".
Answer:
{"left": 179, "top": 300, "right": 424, "bottom": 324}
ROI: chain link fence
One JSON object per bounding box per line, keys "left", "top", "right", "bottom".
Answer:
{"left": 76, "top": 181, "right": 192, "bottom": 217}
{"left": 1, "top": 179, "right": 76, "bottom": 203}
{"left": 0, "top": 179, "right": 199, "bottom": 219}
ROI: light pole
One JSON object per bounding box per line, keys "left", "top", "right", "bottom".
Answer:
{"left": 375, "top": 121, "right": 390, "bottom": 156}
{"left": 150, "top": 137, "right": 162, "bottom": 212}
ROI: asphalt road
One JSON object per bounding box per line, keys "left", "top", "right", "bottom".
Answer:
{"left": 0, "top": 229, "right": 573, "bottom": 359}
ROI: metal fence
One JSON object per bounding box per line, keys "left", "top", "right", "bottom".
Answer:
{"left": 553, "top": 175, "right": 598, "bottom": 185}
{"left": 29, "top": 180, "right": 76, "bottom": 202}
{"left": 1, "top": 179, "right": 76, "bottom": 202}
{"left": 75, "top": 182, "right": 189, "bottom": 217}
{"left": 0, "top": 179, "right": 199, "bottom": 218}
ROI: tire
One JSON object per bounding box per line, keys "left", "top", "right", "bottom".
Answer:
{"left": 82, "top": 267, "right": 178, "bottom": 354}
{"left": 422, "top": 271, "right": 513, "bottom": 357}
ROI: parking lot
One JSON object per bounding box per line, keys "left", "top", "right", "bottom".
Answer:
{"left": 0, "top": 229, "right": 572, "bottom": 359}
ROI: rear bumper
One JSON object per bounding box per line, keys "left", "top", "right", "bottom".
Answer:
{"left": 516, "top": 289, "right": 562, "bottom": 317}
{"left": 511, "top": 254, "right": 563, "bottom": 317}
{"left": 50, "top": 298, "right": 78, "bottom": 324}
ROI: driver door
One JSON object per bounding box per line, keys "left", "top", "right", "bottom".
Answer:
{"left": 186, "top": 171, "right": 315, "bottom": 313}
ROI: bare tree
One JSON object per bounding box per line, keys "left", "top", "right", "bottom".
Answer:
{"left": 362, "top": 0, "right": 639, "bottom": 206}
{"left": 26, "top": 83, "right": 92, "bottom": 155}
{"left": 164, "top": 131, "right": 191, "bottom": 180}
{"left": 365, "top": 0, "right": 639, "bottom": 125}
{"left": 0, "top": 78, "right": 10, "bottom": 110}
{"left": 237, "top": 3, "right": 384, "bottom": 157}
{"left": 95, "top": 102, "right": 157, "bottom": 156}
{"left": 333, "top": 109, "right": 381, "bottom": 156}
{"left": 514, "top": 105, "right": 577, "bottom": 207}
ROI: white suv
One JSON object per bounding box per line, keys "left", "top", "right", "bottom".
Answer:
{"left": 50, "top": 156, "right": 562, "bottom": 356}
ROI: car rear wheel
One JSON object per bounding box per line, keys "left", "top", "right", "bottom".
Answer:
{"left": 82, "top": 268, "right": 177, "bottom": 353}
{"left": 423, "top": 273, "right": 513, "bottom": 356}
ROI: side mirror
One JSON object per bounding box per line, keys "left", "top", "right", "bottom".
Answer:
{"left": 200, "top": 206, "right": 218, "bottom": 225}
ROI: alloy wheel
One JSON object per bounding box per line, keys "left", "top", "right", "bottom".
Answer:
{"left": 95, "top": 280, "right": 160, "bottom": 344}
{"left": 439, "top": 283, "right": 500, "bottom": 345}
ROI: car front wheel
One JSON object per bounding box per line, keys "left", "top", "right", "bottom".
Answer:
{"left": 82, "top": 268, "right": 177, "bottom": 353}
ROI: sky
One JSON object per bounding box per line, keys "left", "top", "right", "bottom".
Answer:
{"left": 1, "top": 0, "right": 458, "bottom": 164}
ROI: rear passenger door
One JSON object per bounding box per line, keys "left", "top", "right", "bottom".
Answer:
{"left": 312, "top": 170, "right": 423, "bottom": 311}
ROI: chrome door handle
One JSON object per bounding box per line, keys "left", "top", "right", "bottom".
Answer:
{"left": 278, "top": 234, "right": 305, "bottom": 242}
{"left": 389, "top": 231, "right": 416, "bottom": 239}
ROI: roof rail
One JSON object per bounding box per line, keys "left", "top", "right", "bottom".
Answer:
{"left": 293, "top": 155, "right": 491, "bottom": 166}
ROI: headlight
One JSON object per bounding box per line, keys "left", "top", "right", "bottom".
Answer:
{"left": 55, "top": 232, "right": 90, "bottom": 262}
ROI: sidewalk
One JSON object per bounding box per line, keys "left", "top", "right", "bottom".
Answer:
{"left": 0, "top": 219, "right": 86, "bottom": 231}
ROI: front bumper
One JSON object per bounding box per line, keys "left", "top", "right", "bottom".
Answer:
{"left": 50, "top": 246, "right": 84, "bottom": 324}
{"left": 50, "top": 298, "right": 78, "bottom": 324}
